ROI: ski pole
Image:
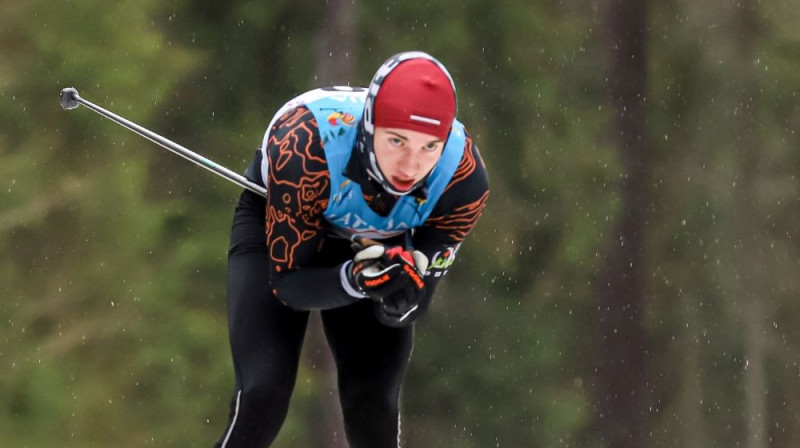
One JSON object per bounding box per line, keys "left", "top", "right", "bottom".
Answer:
{"left": 59, "top": 87, "right": 267, "bottom": 198}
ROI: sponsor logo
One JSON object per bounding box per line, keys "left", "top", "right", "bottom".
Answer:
{"left": 428, "top": 244, "right": 461, "bottom": 277}
{"left": 330, "top": 212, "right": 411, "bottom": 233}
{"left": 327, "top": 111, "right": 356, "bottom": 127}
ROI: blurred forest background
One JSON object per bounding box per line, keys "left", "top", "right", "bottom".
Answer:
{"left": 2, "top": 0, "right": 800, "bottom": 447}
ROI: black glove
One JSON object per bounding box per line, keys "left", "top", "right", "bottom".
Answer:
{"left": 346, "top": 244, "right": 429, "bottom": 322}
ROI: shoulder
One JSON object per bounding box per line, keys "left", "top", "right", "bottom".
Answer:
{"left": 272, "top": 87, "right": 367, "bottom": 126}
{"left": 263, "top": 87, "right": 363, "bottom": 141}
{"left": 265, "top": 105, "right": 329, "bottom": 187}
{"left": 426, "top": 128, "right": 490, "bottom": 241}
{"left": 269, "top": 105, "right": 320, "bottom": 144}
{"left": 263, "top": 86, "right": 368, "bottom": 154}
{"left": 449, "top": 128, "right": 489, "bottom": 195}
{"left": 258, "top": 102, "right": 323, "bottom": 187}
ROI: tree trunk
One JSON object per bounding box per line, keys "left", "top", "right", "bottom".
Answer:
{"left": 731, "top": 1, "right": 767, "bottom": 447}
{"left": 301, "top": 1, "right": 358, "bottom": 447}
{"left": 679, "top": 294, "right": 705, "bottom": 448}
{"left": 313, "top": 0, "right": 357, "bottom": 86}
{"left": 593, "top": 0, "right": 649, "bottom": 447}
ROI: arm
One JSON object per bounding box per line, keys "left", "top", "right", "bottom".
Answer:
{"left": 263, "top": 106, "right": 361, "bottom": 310}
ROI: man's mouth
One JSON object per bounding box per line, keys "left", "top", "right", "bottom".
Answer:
{"left": 390, "top": 177, "right": 415, "bottom": 191}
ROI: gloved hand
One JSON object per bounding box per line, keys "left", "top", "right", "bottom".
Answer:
{"left": 346, "top": 244, "right": 429, "bottom": 321}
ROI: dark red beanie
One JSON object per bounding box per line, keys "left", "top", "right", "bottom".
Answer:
{"left": 373, "top": 59, "right": 456, "bottom": 141}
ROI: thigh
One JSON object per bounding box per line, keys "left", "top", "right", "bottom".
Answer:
{"left": 321, "top": 301, "right": 414, "bottom": 387}
{"left": 226, "top": 190, "right": 310, "bottom": 386}
{"left": 227, "top": 250, "right": 309, "bottom": 381}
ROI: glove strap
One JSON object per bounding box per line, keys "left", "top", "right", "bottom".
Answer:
{"left": 340, "top": 261, "right": 368, "bottom": 299}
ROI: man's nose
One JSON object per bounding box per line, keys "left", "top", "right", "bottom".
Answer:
{"left": 397, "top": 153, "right": 419, "bottom": 175}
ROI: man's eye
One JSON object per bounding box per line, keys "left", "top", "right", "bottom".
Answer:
{"left": 390, "top": 138, "right": 403, "bottom": 146}
{"left": 424, "top": 143, "right": 439, "bottom": 151}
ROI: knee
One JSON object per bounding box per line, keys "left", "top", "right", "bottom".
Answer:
{"left": 240, "top": 363, "right": 296, "bottom": 409}
{"left": 339, "top": 384, "right": 401, "bottom": 447}
{"left": 340, "top": 383, "right": 399, "bottom": 422}
{"left": 240, "top": 374, "right": 295, "bottom": 411}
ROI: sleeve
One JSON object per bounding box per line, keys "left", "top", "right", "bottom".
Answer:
{"left": 263, "top": 106, "right": 362, "bottom": 310}
{"left": 380, "top": 132, "right": 490, "bottom": 327}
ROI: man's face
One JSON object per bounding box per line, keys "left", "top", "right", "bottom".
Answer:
{"left": 372, "top": 127, "right": 445, "bottom": 193}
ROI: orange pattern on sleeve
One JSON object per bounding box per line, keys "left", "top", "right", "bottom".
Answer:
{"left": 426, "top": 190, "right": 489, "bottom": 243}
{"left": 264, "top": 108, "right": 330, "bottom": 271}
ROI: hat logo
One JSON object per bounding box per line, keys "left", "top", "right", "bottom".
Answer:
{"left": 409, "top": 114, "right": 441, "bottom": 126}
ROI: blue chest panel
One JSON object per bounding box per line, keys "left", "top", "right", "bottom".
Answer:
{"left": 302, "top": 89, "right": 466, "bottom": 240}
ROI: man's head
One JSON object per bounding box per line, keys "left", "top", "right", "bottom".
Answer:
{"left": 357, "top": 52, "right": 457, "bottom": 196}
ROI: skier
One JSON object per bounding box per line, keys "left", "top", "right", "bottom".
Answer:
{"left": 215, "top": 51, "right": 489, "bottom": 448}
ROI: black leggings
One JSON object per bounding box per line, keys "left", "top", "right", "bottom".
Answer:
{"left": 214, "top": 191, "right": 414, "bottom": 448}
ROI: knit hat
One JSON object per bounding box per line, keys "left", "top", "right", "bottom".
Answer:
{"left": 373, "top": 59, "right": 456, "bottom": 140}
{"left": 356, "top": 51, "right": 458, "bottom": 196}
